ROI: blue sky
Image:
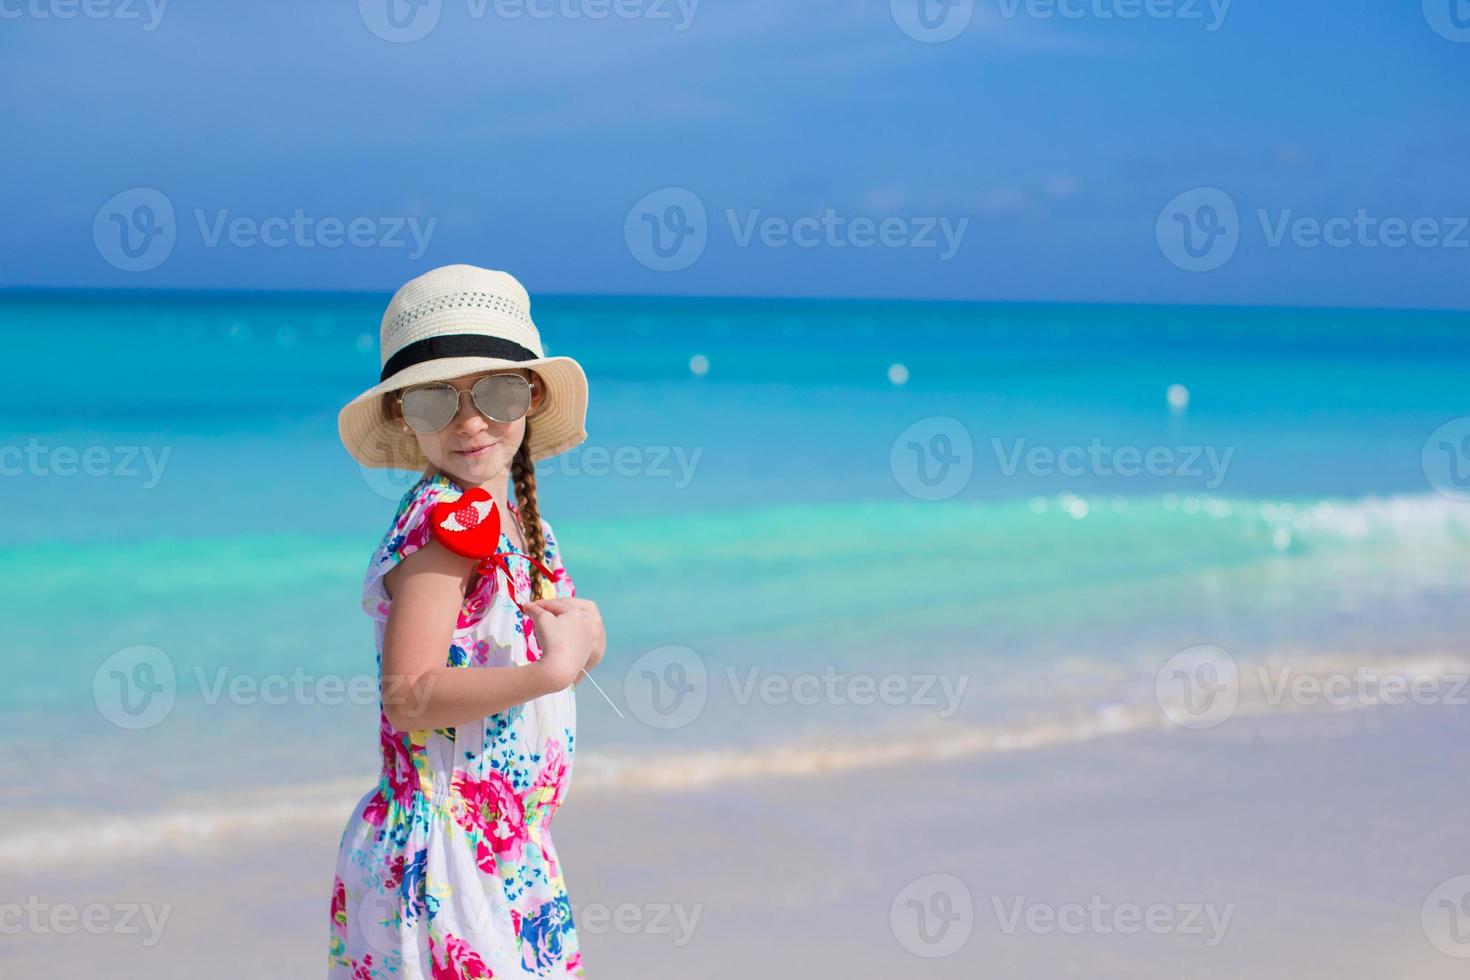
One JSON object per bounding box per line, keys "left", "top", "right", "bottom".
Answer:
{"left": 3, "top": 0, "right": 1467, "bottom": 307}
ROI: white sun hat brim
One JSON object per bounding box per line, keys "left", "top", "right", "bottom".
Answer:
{"left": 337, "top": 265, "right": 589, "bottom": 470}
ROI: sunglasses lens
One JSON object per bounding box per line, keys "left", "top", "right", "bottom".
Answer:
{"left": 400, "top": 385, "right": 459, "bottom": 432}
{"left": 472, "top": 375, "right": 532, "bottom": 422}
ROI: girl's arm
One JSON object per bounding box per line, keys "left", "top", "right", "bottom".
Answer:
{"left": 378, "top": 538, "right": 590, "bottom": 731}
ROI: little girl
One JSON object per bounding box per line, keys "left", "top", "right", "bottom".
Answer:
{"left": 329, "top": 264, "right": 606, "bottom": 978}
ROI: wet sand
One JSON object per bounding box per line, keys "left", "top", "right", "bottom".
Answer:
{"left": 5, "top": 702, "right": 1469, "bottom": 978}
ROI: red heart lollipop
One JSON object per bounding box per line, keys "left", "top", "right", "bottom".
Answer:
{"left": 429, "top": 487, "right": 501, "bottom": 560}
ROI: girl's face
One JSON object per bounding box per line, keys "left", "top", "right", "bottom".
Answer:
{"left": 404, "top": 368, "right": 545, "bottom": 489}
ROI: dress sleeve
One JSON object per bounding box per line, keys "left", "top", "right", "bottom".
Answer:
{"left": 538, "top": 516, "right": 577, "bottom": 601}
{"left": 361, "top": 477, "right": 453, "bottom": 621}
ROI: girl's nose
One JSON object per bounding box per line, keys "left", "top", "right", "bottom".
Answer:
{"left": 450, "top": 388, "right": 514, "bottom": 439}
{"left": 451, "top": 388, "right": 488, "bottom": 433}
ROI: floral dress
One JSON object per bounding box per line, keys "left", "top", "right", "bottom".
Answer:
{"left": 330, "top": 472, "right": 584, "bottom": 979}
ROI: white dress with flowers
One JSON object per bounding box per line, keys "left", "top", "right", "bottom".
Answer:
{"left": 329, "top": 472, "right": 584, "bottom": 979}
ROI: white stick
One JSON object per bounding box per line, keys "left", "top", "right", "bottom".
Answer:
{"left": 579, "top": 668, "right": 623, "bottom": 718}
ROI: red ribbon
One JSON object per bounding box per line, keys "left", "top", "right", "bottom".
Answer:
{"left": 475, "top": 550, "right": 559, "bottom": 616}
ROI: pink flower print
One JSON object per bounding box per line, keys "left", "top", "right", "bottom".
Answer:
{"left": 380, "top": 715, "right": 420, "bottom": 809}
{"left": 521, "top": 608, "right": 545, "bottom": 664}
{"left": 451, "top": 771, "right": 529, "bottom": 868}
{"left": 430, "top": 933, "right": 494, "bottom": 980}
{"left": 403, "top": 508, "right": 435, "bottom": 553}
{"left": 352, "top": 954, "right": 375, "bottom": 980}
{"left": 383, "top": 853, "right": 406, "bottom": 892}
{"left": 362, "top": 792, "right": 387, "bottom": 827}
{"left": 457, "top": 573, "right": 497, "bottom": 631}
{"left": 331, "top": 876, "right": 348, "bottom": 933}
{"left": 550, "top": 564, "right": 573, "bottom": 598}
{"left": 509, "top": 562, "right": 533, "bottom": 603}
{"left": 529, "top": 738, "right": 568, "bottom": 822}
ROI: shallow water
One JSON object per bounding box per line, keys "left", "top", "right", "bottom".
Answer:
{"left": 3, "top": 291, "right": 1468, "bottom": 865}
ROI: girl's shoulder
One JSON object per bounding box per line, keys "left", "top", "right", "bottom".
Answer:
{"left": 360, "top": 473, "right": 577, "bottom": 615}
{"left": 361, "top": 471, "right": 461, "bottom": 620}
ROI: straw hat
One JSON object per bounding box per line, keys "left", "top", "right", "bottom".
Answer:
{"left": 338, "top": 264, "right": 588, "bottom": 469}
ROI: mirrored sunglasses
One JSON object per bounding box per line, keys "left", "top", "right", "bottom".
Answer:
{"left": 398, "top": 374, "right": 535, "bottom": 433}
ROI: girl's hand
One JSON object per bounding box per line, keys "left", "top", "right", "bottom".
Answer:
{"left": 523, "top": 598, "right": 602, "bottom": 689}
{"left": 533, "top": 598, "right": 607, "bottom": 672}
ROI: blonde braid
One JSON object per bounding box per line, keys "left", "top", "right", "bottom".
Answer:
{"left": 511, "top": 424, "right": 549, "bottom": 601}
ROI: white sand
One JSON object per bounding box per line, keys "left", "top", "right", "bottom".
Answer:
{"left": 5, "top": 703, "right": 1468, "bottom": 978}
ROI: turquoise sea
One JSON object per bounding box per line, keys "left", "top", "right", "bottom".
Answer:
{"left": 3, "top": 291, "right": 1469, "bottom": 867}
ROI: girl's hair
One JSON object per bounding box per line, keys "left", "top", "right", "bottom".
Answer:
{"left": 379, "top": 380, "right": 549, "bottom": 601}
{"left": 510, "top": 431, "right": 547, "bottom": 601}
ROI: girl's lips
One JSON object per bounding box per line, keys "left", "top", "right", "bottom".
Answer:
{"left": 456, "top": 442, "right": 497, "bottom": 458}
